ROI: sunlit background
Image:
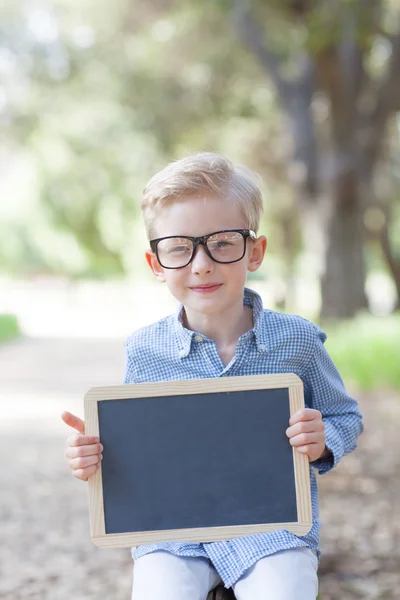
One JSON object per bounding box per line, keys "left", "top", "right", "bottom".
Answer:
{"left": 1, "top": 1, "right": 399, "bottom": 599}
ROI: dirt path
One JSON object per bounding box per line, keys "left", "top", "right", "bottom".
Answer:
{"left": 1, "top": 337, "right": 399, "bottom": 599}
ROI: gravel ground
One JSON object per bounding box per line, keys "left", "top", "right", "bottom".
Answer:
{"left": 1, "top": 338, "right": 399, "bottom": 600}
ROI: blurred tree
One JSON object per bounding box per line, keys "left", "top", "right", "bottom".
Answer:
{"left": 232, "top": 0, "right": 400, "bottom": 318}
{"left": 1, "top": 0, "right": 399, "bottom": 316}
{"left": 370, "top": 121, "right": 400, "bottom": 310}
{"left": 0, "top": 0, "right": 290, "bottom": 280}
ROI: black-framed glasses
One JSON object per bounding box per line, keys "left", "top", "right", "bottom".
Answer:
{"left": 150, "top": 229, "right": 256, "bottom": 269}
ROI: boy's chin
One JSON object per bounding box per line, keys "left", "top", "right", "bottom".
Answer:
{"left": 183, "top": 294, "right": 232, "bottom": 314}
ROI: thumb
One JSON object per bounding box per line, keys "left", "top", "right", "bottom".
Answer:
{"left": 61, "top": 411, "right": 85, "bottom": 434}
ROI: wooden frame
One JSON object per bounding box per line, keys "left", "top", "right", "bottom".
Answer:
{"left": 84, "top": 373, "right": 312, "bottom": 548}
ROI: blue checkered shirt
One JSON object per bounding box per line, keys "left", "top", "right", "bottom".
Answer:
{"left": 124, "top": 287, "right": 363, "bottom": 588}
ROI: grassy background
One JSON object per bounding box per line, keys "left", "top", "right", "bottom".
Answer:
{"left": 0, "top": 314, "right": 21, "bottom": 343}
{"left": 0, "top": 310, "right": 399, "bottom": 391}
{"left": 324, "top": 313, "right": 400, "bottom": 391}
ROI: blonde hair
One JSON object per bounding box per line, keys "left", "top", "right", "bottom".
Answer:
{"left": 140, "top": 152, "right": 264, "bottom": 238}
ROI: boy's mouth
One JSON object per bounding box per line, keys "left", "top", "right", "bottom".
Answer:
{"left": 189, "top": 284, "right": 222, "bottom": 293}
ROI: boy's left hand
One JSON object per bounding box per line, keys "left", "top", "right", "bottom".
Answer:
{"left": 286, "top": 408, "right": 329, "bottom": 462}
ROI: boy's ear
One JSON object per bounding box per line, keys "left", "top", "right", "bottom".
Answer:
{"left": 145, "top": 249, "right": 166, "bottom": 283}
{"left": 247, "top": 235, "right": 267, "bottom": 273}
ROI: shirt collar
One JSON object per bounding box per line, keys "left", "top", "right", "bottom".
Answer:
{"left": 173, "top": 287, "right": 266, "bottom": 358}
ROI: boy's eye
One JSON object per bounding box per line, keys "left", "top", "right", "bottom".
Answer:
{"left": 208, "top": 235, "right": 241, "bottom": 249}
{"left": 208, "top": 240, "right": 231, "bottom": 250}
{"left": 167, "top": 245, "right": 191, "bottom": 254}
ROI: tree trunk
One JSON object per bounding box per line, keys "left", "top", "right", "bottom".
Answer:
{"left": 320, "top": 172, "right": 368, "bottom": 319}
{"left": 380, "top": 206, "right": 400, "bottom": 310}
{"left": 233, "top": 2, "right": 400, "bottom": 318}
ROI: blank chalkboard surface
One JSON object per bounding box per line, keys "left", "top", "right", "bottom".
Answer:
{"left": 84, "top": 374, "right": 312, "bottom": 548}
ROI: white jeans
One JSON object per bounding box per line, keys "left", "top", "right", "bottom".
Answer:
{"left": 131, "top": 547, "right": 319, "bottom": 600}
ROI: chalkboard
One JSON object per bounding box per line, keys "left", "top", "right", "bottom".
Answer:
{"left": 84, "top": 374, "right": 312, "bottom": 548}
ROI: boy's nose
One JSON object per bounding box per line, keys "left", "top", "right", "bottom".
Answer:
{"left": 191, "top": 245, "right": 214, "bottom": 274}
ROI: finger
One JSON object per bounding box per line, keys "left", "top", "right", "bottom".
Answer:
{"left": 61, "top": 411, "right": 86, "bottom": 434}
{"left": 67, "top": 433, "right": 100, "bottom": 448}
{"left": 294, "top": 445, "right": 310, "bottom": 454}
{"left": 294, "top": 444, "right": 324, "bottom": 462}
{"left": 72, "top": 464, "right": 100, "bottom": 481}
{"left": 289, "top": 408, "right": 322, "bottom": 426}
{"left": 65, "top": 443, "right": 103, "bottom": 459}
{"left": 286, "top": 420, "right": 324, "bottom": 438}
{"left": 289, "top": 432, "right": 323, "bottom": 447}
{"left": 69, "top": 454, "right": 102, "bottom": 471}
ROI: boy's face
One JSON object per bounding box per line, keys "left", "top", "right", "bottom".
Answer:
{"left": 145, "top": 195, "right": 267, "bottom": 317}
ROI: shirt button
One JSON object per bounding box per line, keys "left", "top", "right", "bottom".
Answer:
{"left": 258, "top": 344, "right": 266, "bottom": 352}
{"left": 194, "top": 335, "right": 203, "bottom": 343}
{"left": 179, "top": 349, "right": 186, "bottom": 357}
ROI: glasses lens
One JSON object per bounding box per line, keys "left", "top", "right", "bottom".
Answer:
{"left": 157, "top": 237, "right": 194, "bottom": 268}
{"left": 206, "top": 231, "right": 245, "bottom": 262}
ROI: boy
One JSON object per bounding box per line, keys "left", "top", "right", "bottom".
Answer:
{"left": 62, "top": 153, "right": 363, "bottom": 600}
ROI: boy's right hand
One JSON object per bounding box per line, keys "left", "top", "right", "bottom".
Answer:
{"left": 61, "top": 411, "right": 103, "bottom": 481}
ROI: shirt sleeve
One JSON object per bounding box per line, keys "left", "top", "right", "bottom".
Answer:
{"left": 302, "top": 325, "right": 364, "bottom": 475}
{"left": 123, "top": 337, "right": 136, "bottom": 384}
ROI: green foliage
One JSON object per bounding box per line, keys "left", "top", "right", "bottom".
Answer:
{"left": 324, "top": 314, "right": 400, "bottom": 391}
{"left": 0, "top": 315, "right": 21, "bottom": 343}
{"left": 1, "top": 0, "right": 400, "bottom": 320}
{"left": 0, "top": 0, "right": 274, "bottom": 278}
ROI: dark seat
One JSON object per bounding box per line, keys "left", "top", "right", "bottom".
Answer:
{"left": 207, "top": 586, "right": 235, "bottom": 599}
